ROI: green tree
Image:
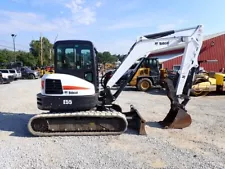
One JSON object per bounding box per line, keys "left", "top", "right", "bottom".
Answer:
{"left": 97, "top": 51, "right": 117, "bottom": 64}
{"left": 29, "top": 37, "right": 53, "bottom": 66}
{"left": 0, "top": 49, "right": 37, "bottom": 68}
{"left": 16, "top": 51, "right": 37, "bottom": 66}
{"left": 0, "top": 49, "right": 14, "bottom": 63}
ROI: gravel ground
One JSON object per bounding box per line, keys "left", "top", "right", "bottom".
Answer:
{"left": 0, "top": 79, "right": 225, "bottom": 169}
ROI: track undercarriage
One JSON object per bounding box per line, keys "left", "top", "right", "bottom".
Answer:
{"left": 28, "top": 105, "right": 146, "bottom": 136}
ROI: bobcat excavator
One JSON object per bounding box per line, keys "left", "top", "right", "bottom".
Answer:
{"left": 28, "top": 25, "right": 203, "bottom": 136}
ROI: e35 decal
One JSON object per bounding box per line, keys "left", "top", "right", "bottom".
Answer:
{"left": 63, "top": 100, "right": 72, "bottom": 105}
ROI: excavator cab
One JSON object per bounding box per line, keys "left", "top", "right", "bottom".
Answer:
{"left": 53, "top": 40, "right": 99, "bottom": 92}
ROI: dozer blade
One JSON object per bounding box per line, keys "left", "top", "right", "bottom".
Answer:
{"left": 158, "top": 106, "right": 192, "bottom": 129}
{"left": 122, "top": 105, "right": 147, "bottom": 135}
{"left": 28, "top": 111, "right": 128, "bottom": 137}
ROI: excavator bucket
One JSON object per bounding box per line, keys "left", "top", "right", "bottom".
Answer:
{"left": 122, "top": 105, "right": 147, "bottom": 135}
{"left": 158, "top": 75, "right": 192, "bottom": 129}
{"left": 159, "top": 106, "right": 192, "bottom": 129}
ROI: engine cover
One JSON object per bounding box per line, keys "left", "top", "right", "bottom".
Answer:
{"left": 37, "top": 73, "right": 98, "bottom": 112}
{"left": 41, "top": 73, "right": 95, "bottom": 96}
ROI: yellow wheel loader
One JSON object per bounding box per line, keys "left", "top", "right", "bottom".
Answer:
{"left": 101, "top": 58, "right": 167, "bottom": 91}
{"left": 129, "top": 58, "right": 164, "bottom": 91}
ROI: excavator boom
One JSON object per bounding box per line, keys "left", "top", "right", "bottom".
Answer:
{"left": 106, "top": 25, "right": 203, "bottom": 93}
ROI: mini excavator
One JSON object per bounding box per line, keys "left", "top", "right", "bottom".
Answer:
{"left": 28, "top": 25, "right": 203, "bottom": 136}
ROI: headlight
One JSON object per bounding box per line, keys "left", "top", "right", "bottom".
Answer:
{"left": 41, "top": 80, "right": 44, "bottom": 89}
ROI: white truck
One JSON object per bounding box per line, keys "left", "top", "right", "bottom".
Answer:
{"left": 0, "top": 69, "right": 15, "bottom": 82}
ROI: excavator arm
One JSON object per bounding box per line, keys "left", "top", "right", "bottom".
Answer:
{"left": 99, "top": 25, "right": 203, "bottom": 130}
{"left": 106, "top": 25, "right": 203, "bottom": 94}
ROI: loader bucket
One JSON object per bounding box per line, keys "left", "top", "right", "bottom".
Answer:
{"left": 158, "top": 106, "right": 192, "bottom": 129}
{"left": 122, "top": 105, "right": 147, "bottom": 135}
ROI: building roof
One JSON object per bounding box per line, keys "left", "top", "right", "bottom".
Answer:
{"left": 151, "top": 31, "right": 225, "bottom": 55}
{"left": 204, "top": 31, "right": 225, "bottom": 41}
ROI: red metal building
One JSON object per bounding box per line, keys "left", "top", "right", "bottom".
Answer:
{"left": 148, "top": 32, "right": 225, "bottom": 72}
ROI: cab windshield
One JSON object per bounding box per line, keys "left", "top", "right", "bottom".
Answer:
{"left": 56, "top": 43, "right": 92, "bottom": 70}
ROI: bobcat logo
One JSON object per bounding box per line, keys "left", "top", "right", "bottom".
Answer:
{"left": 155, "top": 41, "right": 169, "bottom": 45}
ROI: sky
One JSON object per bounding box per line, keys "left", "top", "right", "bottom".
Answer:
{"left": 0, "top": 0, "right": 225, "bottom": 54}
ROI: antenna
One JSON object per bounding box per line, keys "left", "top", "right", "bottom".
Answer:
{"left": 54, "top": 34, "right": 58, "bottom": 43}
{"left": 40, "top": 33, "right": 43, "bottom": 66}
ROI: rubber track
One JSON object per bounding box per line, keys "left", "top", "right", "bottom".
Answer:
{"left": 28, "top": 111, "right": 128, "bottom": 136}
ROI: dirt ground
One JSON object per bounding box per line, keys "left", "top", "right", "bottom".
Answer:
{"left": 0, "top": 79, "right": 225, "bottom": 169}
